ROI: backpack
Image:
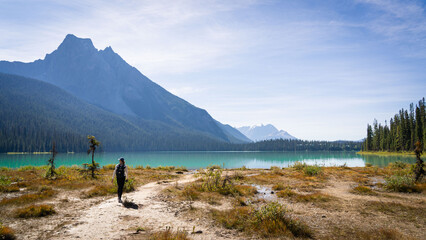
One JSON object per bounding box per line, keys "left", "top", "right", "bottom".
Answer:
{"left": 116, "top": 164, "right": 126, "bottom": 178}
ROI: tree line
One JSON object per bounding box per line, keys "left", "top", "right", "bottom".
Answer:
{"left": 363, "top": 98, "right": 425, "bottom": 152}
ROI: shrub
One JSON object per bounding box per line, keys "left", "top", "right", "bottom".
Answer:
{"left": 292, "top": 161, "right": 307, "bottom": 170}
{"left": 389, "top": 161, "right": 407, "bottom": 169}
{"left": 0, "top": 176, "right": 11, "bottom": 185}
{"left": 365, "top": 163, "right": 373, "bottom": 167}
{"left": 0, "top": 223, "right": 16, "bottom": 240}
{"left": 15, "top": 204, "right": 55, "bottom": 218}
{"left": 303, "top": 165, "right": 322, "bottom": 176}
{"left": 213, "top": 202, "right": 312, "bottom": 238}
{"left": 145, "top": 164, "right": 151, "bottom": 169}
{"left": 385, "top": 175, "right": 418, "bottom": 192}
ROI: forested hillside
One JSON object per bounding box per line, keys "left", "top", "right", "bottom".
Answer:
{"left": 363, "top": 98, "right": 425, "bottom": 152}
{"left": 0, "top": 73, "right": 229, "bottom": 152}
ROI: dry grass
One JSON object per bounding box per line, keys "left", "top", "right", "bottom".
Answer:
{"left": 148, "top": 227, "right": 191, "bottom": 240}
{"left": 0, "top": 223, "right": 16, "bottom": 240}
{"left": 350, "top": 185, "right": 378, "bottom": 196}
{"left": 212, "top": 201, "right": 312, "bottom": 238}
{"left": 0, "top": 187, "right": 55, "bottom": 206}
{"left": 361, "top": 200, "right": 425, "bottom": 223}
{"left": 15, "top": 204, "right": 55, "bottom": 218}
{"left": 329, "top": 226, "right": 415, "bottom": 240}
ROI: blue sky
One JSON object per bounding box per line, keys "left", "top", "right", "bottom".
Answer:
{"left": 1, "top": 0, "right": 425, "bottom": 140}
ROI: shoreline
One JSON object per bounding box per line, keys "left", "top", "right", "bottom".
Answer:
{"left": 357, "top": 151, "right": 425, "bottom": 157}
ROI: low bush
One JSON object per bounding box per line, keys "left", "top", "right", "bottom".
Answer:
{"left": 385, "top": 175, "right": 418, "bottom": 192}
{"left": 0, "top": 176, "right": 11, "bottom": 185}
{"left": 303, "top": 165, "right": 322, "bottom": 176}
{"left": 365, "top": 163, "right": 373, "bottom": 167}
{"left": 15, "top": 204, "right": 55, "bottom": 218}
{"left": 0, "top": 223, "right": 16, "bottom": 240}
{"left": 389, "top": 161, "right": 407, "bottom": 169}
{"left": 292, "top": 161, "right": 307, "bottom": 170}
{"left": 213, "top": 202, "right": 312, "bottom": 238}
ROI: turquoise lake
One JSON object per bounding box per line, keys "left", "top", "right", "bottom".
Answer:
{"left": 0, "top": 151, "right": 417, "bottom": 169}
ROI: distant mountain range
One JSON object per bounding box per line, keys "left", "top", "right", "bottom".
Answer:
{"left": 0, "top": 34, "right": 250, "bottom": 152}
{"left": 237, "top": 124, "right": 297, "bottom": 142}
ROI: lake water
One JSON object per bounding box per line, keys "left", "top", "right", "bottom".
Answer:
{"left": 0, "top": 151, "right": 417, "bottom": 169}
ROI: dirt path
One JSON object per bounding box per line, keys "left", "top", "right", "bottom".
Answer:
{"left": 50, "top": 173, "right": 235, "bottom": 240}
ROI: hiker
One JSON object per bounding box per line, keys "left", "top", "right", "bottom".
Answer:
{"left": 112, "top": 157, "right": 128, "bottom": 203}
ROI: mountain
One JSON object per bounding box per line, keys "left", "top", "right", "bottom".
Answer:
{"left": 215, "top": 121, "right": 252, "bottom": 143}
{"left": 0, "top": 73, "right": 231, "bottom": 152}
{"left": 237, "top": 124, "right": 297, "bottom": 142}
{"left": 0, "top": 34, "right": 245, "bottom": 143}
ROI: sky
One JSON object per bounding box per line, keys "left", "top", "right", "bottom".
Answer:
{"left": 1, "top": 0, "right": 426, "bottom": 141}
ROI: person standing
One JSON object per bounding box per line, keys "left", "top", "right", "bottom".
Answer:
{"left": 112, "top": 157, "right": 128, "bottom": 203}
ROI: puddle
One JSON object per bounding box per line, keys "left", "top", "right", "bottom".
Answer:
{"left": 252, "top": 184, "right": 277, "bottom": 201}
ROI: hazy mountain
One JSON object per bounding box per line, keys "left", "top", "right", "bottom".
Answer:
{"left": 215, "top": 121, "right": 252, "bottom": 143}
{"left": 237, "top": 124, "right": 297, "bottom": 142}
{"left": 0, "top": 73, "right": 231, "bottom": 152}
{"left": 0, "top": 34, "right": 240, "bottom": 142}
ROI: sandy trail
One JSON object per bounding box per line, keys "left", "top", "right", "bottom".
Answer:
{"left": 51, "top": 174, "right": 233, "bottom": 240}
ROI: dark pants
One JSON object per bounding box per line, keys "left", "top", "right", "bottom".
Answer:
{"left": 117, "top": 177, "right": 125, "bottom": 199}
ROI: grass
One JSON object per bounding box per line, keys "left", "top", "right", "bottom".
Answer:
{"left": 0, "top": 223, "right": 16, "bottom": 240}
{"left": 15, "top": 204, "right": 55, "bottom": 218}
{"left": 0, "top": 187, "right": 55, "bottom": 206}
{"left": 362, "top": 200, "right": 425, "bottom": 223}
{"left": 277, "top": 188, "right": 333, "bottom": 204}
{"left": 212, "top": 201, "right": 312, "bottom": 238}
{"left": 350, "top": 185, "right": 378, "bottom": 195}
{"left": 148, "top": 227, "right": 191, "bottom": 240}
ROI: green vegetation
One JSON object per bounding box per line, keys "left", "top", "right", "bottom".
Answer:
{"left": 384, "top": 175, "right": 418, "bottom": 192}
{"left": 291, "top": 162, "right": 322, "bottom": 176}
{"left": 363, "top": 98, "right": 425, "bottom": 152}
{"left": 212, "top": 202, "right": 312, "bottom": 238}
{"left": 15, "top": 204, "right": 55, "bottom": 218}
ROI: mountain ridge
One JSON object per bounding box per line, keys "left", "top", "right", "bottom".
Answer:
{"left": 237, "top": 124, "right": 297, "bottom": 142}
{"left": 0, "top": 34, "right": 249, "bottom": 144}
